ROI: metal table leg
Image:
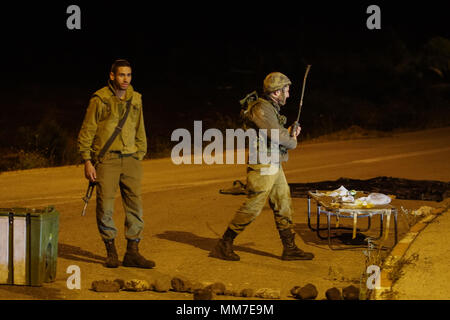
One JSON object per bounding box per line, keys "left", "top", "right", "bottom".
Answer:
{"left": 379, "top": 213, "right": 384, "bottom": 239}
{"left": 394, "top": 208, "right": 398, "bottom": 244}
{"left": 316, "top": 205, "right": 323, "bottom": 239}
{"left": 327, "top": 211, "right": 331, "bottom": 248}
{"left": 307, "top": 195, "right": 312, "bottom": 230}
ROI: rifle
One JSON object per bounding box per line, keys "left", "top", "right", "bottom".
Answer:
{"left": 81, "top": 181, "right": 96, "bottom": 216}
{"left": 290, "top": 65, "right": 312, "bottom": 137}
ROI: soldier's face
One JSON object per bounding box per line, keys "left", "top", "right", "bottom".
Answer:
{"left": 276, "top": 86, "right": 290, "bottom": 106}
{"left": 110, "top": 66, "right": 132, "bottom": 90}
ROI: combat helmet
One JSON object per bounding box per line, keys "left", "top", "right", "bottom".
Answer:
{"left": 263, "top": 72, "right": 292, "bottom": 94}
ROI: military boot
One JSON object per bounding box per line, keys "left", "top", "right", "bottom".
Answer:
{"left": 279, "top": 229, "right": 314, "bottom": 260}
{"left": 122, "top": 239, "right": 156, "bottom": 269}
{"left": 103, "top": 239, "right": 120, "bottom": 268}
{"left": 209, "top": 228, "right": 240, "bottom": 261}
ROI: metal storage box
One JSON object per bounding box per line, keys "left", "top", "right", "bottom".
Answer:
{"left": 0, "top": 206, "right": 59, "bottom": 286}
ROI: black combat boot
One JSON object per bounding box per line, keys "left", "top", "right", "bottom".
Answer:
{"left": 103, "top": 239, "right": 120, "bottom": 268}
{"left": 209, "top": 228, "right": 240, "bottom": 261}
{"left": 279, "top": 229, "right": 314, "bottom": 260}
{"left": 122, "top": 239, "right": 156, "bottom": 269}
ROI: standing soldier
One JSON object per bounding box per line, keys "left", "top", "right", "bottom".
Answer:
{"left": 78, "top": 59, "right": 155, "bottom": 269}
{"left": 210, "top": 72, "right": 314, "bottom": 261}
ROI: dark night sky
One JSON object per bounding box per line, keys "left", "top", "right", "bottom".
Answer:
{"left": 0, "top": 1, "right": 448, "bottom": 154}
{"left": 3, "top": 1, "right": 448, "bottom": 89}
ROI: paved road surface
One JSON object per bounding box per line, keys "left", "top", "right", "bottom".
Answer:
{"left": 0, "top": 127, "right": 449, "bottom": 300}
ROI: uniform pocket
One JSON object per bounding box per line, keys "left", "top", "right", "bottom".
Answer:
{"left": 98, "top": 102, "right": 112, "bottom": 122}
{"left": 130, "top": 104, "right": 140, "bottom": 121}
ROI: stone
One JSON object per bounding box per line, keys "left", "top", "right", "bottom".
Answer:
{"left": 153, "top": 275, "right": 172, "bottom": 292}
{"left": 432, "top": 207, "right": 445, "bottom": 215}
{"left": 91, "top": 280, "right": 121, "bottom": 292}
{"left": 193, "top": 288, "right": 214, "bottom": 300}
{"left": 223, "top": 289, "right": 233, "bottom": 296}
{"left": 325, "top": 287, "right": 342, "bottom": 300}
{"left": 113, "top": 279, "right": 125, "bottom": 289}
{"left": 205, "top": 282, "right": 226, "bottom": 295}
{"left": 231, "top": 290, "right": 240, "bottom": 297}
{"left": 124, "top": 279, "right": 151, "bottom": 292}
{"left": 254, "top": 288, "right": 281, "bottom": 299}
{"left": 290, "top": 286, "right": 301, "bottom": 297}
{"left": 171, "top": 276, "right": 192, "bottom": 292}
{"left": 412, "top": 206, "right": 434, "bottom": 217}
{"left": 293, "top": 284, "right": 318, "bottom": 300}
{"left": 187, "top": 281, "right": 204, "bottom": 293}
{"left": 342, "top": 285, "right": 360, "bottom": 300}
{"left": 240, "top": 288, "right": 254, "bottom": 298}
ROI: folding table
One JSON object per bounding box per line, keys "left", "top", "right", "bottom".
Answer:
{"left": 306, "top": 190, "right": 398, "bottom": 250}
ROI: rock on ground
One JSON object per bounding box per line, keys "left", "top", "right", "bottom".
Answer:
{"left": 254, "top": 288, "right": 281, "bottom": 299}
{"left": 240, "top": 288, "right": 254, "bottom": 298}
{"left": 342, "top": 285, "right": 360, "bottom": 300}
{"left": 291, "top": 284, "right": 318, "bottom": 300}
{"left": 124, "top": 279, "right": 151, "bottom": 292}
{"left": 205, "top": 282, "right": 226, "bottom": 295}
{"left": 171, "top": 276, "right": 192, "bottom": 292}
{"left": 193, "top": 288, "right": 214, "bottom": 300}
{"left": 326, "top": 287, "right": 343, "bottom": 300}
{"left": 153, "top": 275, "right": 172, "bottom": 292}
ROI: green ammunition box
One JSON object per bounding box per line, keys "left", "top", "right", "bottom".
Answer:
{"left": 0, "top": 206, "right": 59, "bottom": 286}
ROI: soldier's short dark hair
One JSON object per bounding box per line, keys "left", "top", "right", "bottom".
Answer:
{"left": 111, "top": 59, "right": 131, "bottom": 75}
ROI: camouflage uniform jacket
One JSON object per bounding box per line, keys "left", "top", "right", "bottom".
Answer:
{"left": 78, "top": 81, "right": 147, "bottom": 162}
{"left": 243, "top": 96, "right": 297, "bottom": 163}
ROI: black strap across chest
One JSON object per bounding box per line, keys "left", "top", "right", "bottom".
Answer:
{"left": 97, "top": 99, "right": 132, "bottom": 160}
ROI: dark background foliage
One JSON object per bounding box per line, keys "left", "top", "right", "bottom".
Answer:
{"left": 0, "top": 1, "right": 448, "bottom": 170}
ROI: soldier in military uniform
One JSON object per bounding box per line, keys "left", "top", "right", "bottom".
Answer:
{"left": 78, "top": 59, "right": 155, "bottom": 269}
{"left": 210, "top": 72, "right": 314, "bottom": 261}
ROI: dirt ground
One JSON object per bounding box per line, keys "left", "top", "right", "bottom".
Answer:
{"left": 392, "top": 205, "right": 450, "bottom": 300}
{"left": 0, "top": 127, "right": 449, "bottom": 300}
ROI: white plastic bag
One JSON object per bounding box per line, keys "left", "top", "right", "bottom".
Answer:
{"left": 367, "top": 193, "right": 391, "bottom": 205}
{"left": 328, "top": 185, "right": 349, "bottom": 197}
{"left": 341, "top": 195, "right": 355, "bottom": 202}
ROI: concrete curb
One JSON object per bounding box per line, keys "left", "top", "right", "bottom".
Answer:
{"left": 373, "top": 206, "right": 447, "bottom": 300}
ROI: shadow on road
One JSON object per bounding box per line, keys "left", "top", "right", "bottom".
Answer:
{"left": 294, "top": 222, "right": 401, "bottom": 254}
{"left": 58, "top": 243, "right": 105, "bottom": 265}
{"left": 294, "top": 223, "right": 370, "bottom": 250}
{"left": 156, "top": 231, "right": 280, "bottom": 260}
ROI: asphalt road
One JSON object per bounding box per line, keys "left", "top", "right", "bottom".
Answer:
{"left": 0, "top": 127, "right": 449, "bottom": 300}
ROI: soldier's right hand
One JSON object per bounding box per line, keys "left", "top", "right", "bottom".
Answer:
{"left": 288, "top": 123, "right": 301, "bottom": 138}
{"left": 84, "top": 160, "right": 97, "bottom": 182}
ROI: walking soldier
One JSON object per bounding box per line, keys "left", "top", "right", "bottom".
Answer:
{"left": 210, "top": 72, "right": 314, "bottom": 261}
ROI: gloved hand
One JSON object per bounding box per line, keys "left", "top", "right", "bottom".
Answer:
{"left": 289, "top": 121, "right": 301, "bottom": 137}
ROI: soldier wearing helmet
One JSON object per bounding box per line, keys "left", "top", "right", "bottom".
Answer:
{"left": 263, "top": 71, "right": 292, "bottom": 104}
{"left": 210, "top": 72, "right": 315, "bottom": 261}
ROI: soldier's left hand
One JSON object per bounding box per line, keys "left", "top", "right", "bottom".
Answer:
{"left": 290, "top": 125, "right": 301, "bottom": 137}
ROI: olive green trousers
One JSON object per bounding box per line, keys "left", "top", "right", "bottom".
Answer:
{"left": 95, "top": 152, "right": 144, "bottom": 241}
{"left": 228, "top": 164, "right": 293, "bottom": 234}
